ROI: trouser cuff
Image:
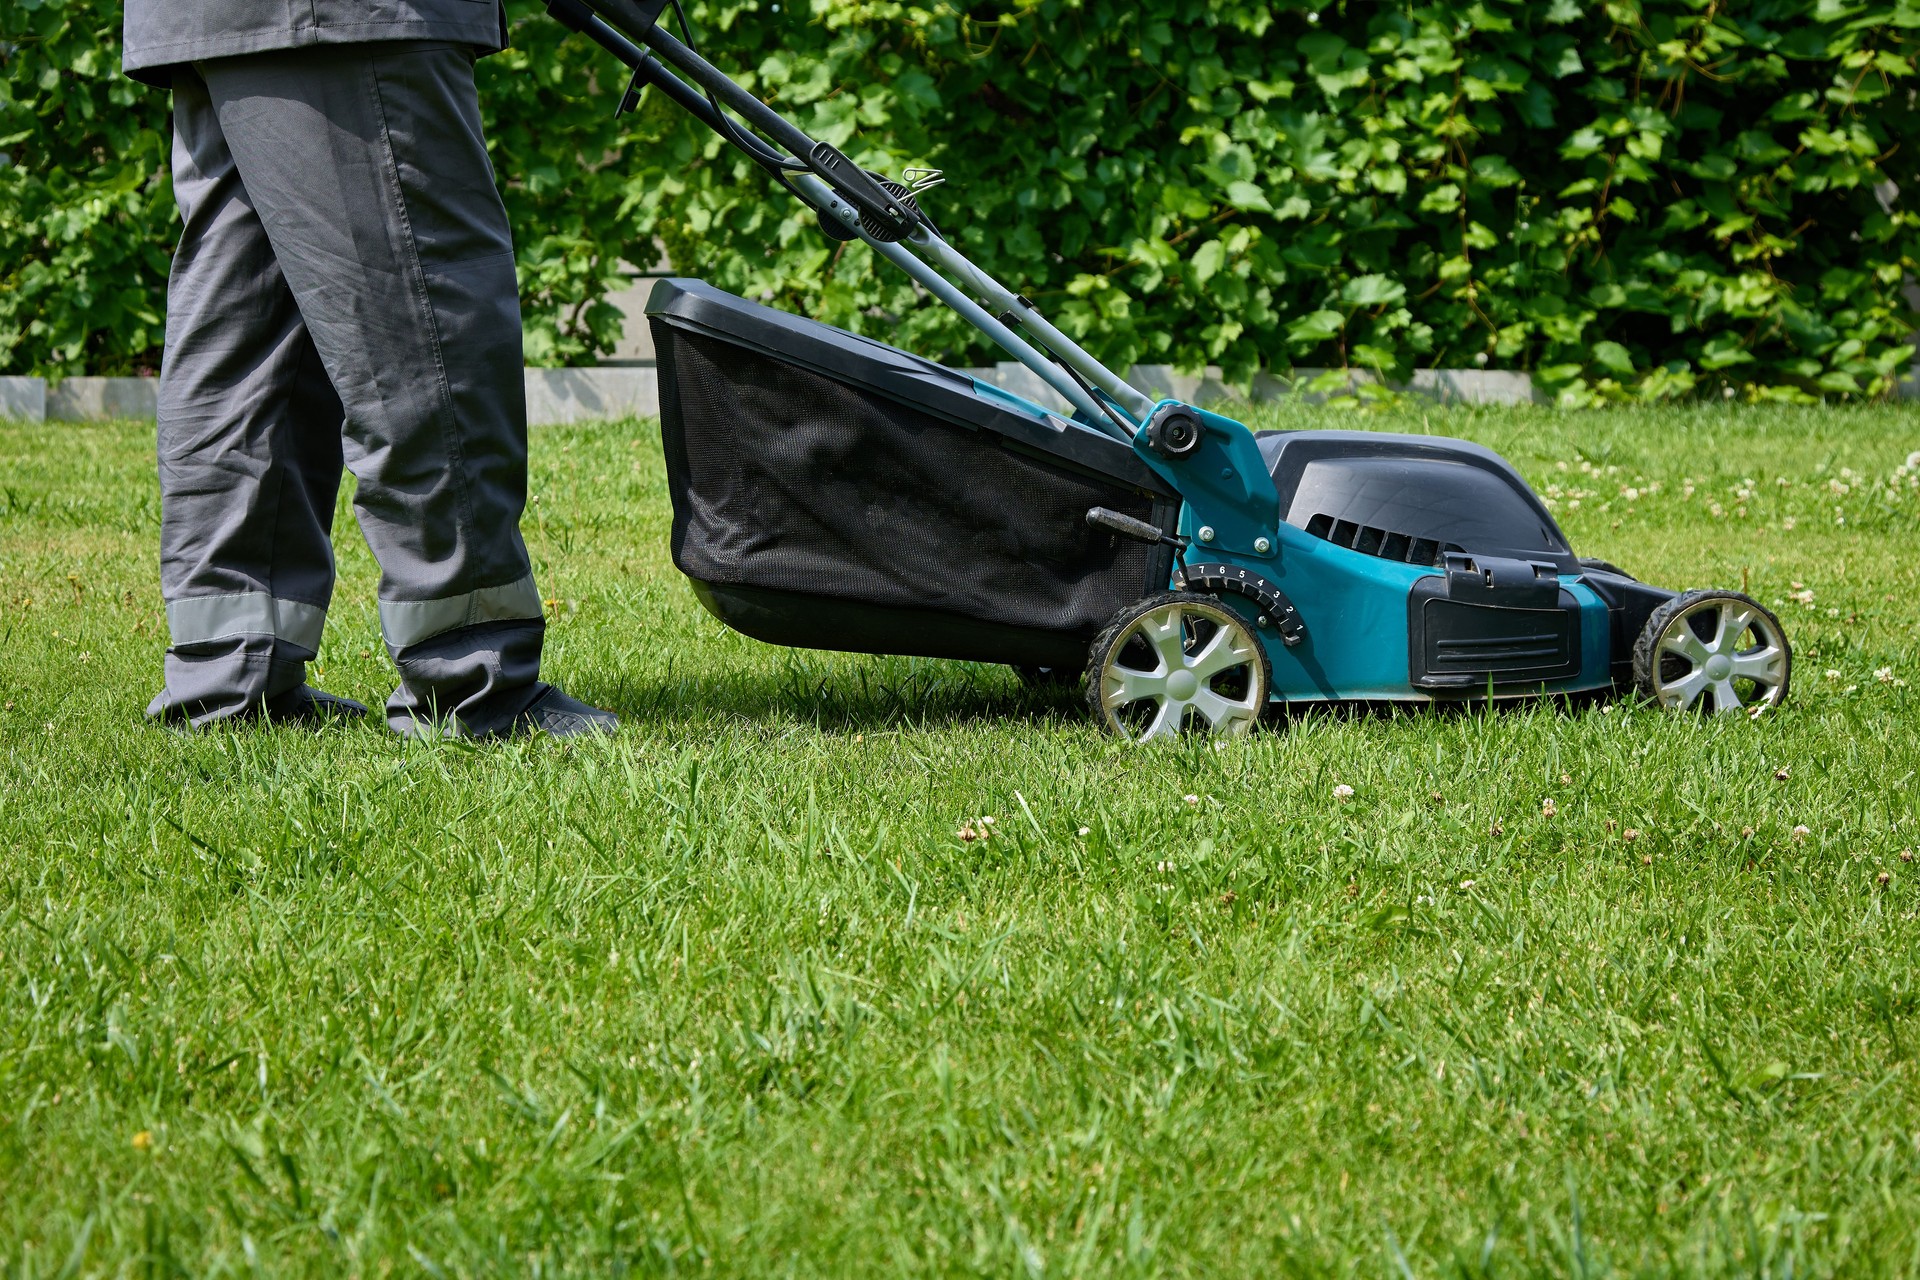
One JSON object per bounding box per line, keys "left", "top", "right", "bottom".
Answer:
{"left": 385, "top": 617, "right": 546, "bottom": 738}
{"left": 148, "top": 635, "right": 314, "bottom": 726}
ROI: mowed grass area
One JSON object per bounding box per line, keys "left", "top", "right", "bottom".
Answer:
{"left": 1, "top": 401, "right": 1918, "bottom": 1278}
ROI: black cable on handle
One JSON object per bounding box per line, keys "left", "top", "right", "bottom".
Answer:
{"left": 664, "top": 0, "right": 808, "bottom": 173}
{"left": 544, "top": 0, "right": 799, "bottom": 176}
{"left": 567, "top": 0, "right": 923, "bottom": 240}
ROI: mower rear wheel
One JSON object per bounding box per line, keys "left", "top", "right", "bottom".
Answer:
{"left": 1087, "top": 592, "right": 1269, "bottom": 742}
{"left": 1633, "top": 589, "right": 1791, "bottom": 714}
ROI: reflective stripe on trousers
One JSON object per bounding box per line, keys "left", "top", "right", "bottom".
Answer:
{"left": 378, "top": 574, "right": 543, "bottom": 650}
{"left": 166, "top": 591, "right": 327, "bottom": 651}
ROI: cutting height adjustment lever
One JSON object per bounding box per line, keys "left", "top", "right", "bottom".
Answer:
{"left": 1087, "top": 507, "right": 1188, "bottom": 550}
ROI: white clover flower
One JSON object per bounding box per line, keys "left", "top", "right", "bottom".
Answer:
{"left": 1333, "top": 783, "right": 1355, "bottom": 801}
{"left": 1876, "top": 667, "right": 1895, "bottom": 683}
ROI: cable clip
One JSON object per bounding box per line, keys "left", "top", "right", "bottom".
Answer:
{"left": 616, "top": 66, "right": 644, "bottom": 116}
{"left": 901, "top": 167, "right": 946, "bottom": 195}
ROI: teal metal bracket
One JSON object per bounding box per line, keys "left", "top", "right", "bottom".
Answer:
{"left": 1129, "top": 402, "right": 1281, "bottom": 558}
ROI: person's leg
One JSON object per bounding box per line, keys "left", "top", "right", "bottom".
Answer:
{"left": 196, "top": 42, "right": 595, "bottom": 737}
{"left": 149, "top": 66, "right": 357, "bottom": 727}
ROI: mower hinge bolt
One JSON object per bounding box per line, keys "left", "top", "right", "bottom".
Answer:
{"left": 1197, "top": 526, "right": 1216, "bottom": 543}
{"left": 1253, "top": 536, "right": 1272, "bottom": 554}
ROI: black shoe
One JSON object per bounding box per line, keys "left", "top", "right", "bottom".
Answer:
{"left": 264, "top": 686, "right": 369, "bottom": 725}
{"left": 154, "top": 685, "right": 367, "bottom": 732}
{"left": 388, "top": 686, "right": 618, "bottom": 741}
{"left": 517, "top": 687, "right": 619, "bottom": 739}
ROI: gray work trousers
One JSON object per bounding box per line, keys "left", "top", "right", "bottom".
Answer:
{"left": 150, "top": 41, "right": 547, "bottom": 735}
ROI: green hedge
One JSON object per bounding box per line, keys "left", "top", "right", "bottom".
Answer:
{"left": 3, "top": 0, "right": 1917, "bottom": 403}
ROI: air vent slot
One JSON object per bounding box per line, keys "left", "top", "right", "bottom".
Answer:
{"left": 1304, "top": 512, "right": 1450, "bottom": 567}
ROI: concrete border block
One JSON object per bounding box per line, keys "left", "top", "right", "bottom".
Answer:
{"left": 1126, "top": 364, "right": 1291, "bottom": 405}
{"left": 0, "top": 376, "right": 46, "bottom": 422}
{"left": 971, "top": 363, "right": 1541, "bottom": 409}
{"left": 1408, "top": 368, "right": 1541, "bottom": 404}
{"left": 524, "top": 367, "right": 660, "bottom": 424}
{"left": 46, "top": 376, "right": 159, "bottom": 421}
{"left": 983, "top": 363, "right": 1074, "bottom": 415}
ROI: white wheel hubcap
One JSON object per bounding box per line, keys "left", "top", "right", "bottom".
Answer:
{"left": 1653, "top": 597, "right": 1788, "bottom": 713}
{"left": 1100, "top": 601, "right": 1264, "bottom": 741}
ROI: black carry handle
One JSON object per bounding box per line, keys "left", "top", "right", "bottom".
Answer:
{"left": 594, "top": 0, "right": 670, "bottom": 38}
{"left": 547, "top": 0, "right": 665, "bottom": 41}
{"left": 551, "top": 0, "right": 924, "bottom": 242}
{"left": 1087, "top": 507, "right": 1188, "bottom": 549}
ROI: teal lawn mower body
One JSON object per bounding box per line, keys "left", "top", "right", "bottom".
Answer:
{"left": 552, "top": 0, "right": 1794, "bottom": 740}
{"left": 1130, "top": 402, "right": 1617, "bottom": 707}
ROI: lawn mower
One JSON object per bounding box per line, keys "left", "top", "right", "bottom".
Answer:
{"left": 548, "top": 0, "right": 1794, "bottom": 741}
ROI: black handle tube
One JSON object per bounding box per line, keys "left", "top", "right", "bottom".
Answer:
{"left": 576, "top": 0, "right": 919, "bottom": 238}
{"left": 545, "top": 0, "right": 795, "bottom": 172}
{"left": 574, "top": 0, "right": 815, "bottom": 156}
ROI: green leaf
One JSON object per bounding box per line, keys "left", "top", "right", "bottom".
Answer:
{"left": 1225, "top": 181, "right": 1274, "bottom": 213}
{"left": 1190, "top": 240, "right": 1228, "bottom": 285}
{"left": 1470, "top": 155, "right": 1522, "bottom": 188}
{"left": 1286, "top": 310, "right": 1346, "bottom": 345}
{"left": 1591, "top": 340, "right": 1634, "bottom": 374}
{"left": 1699, "top": 335, "right": 1756, "bottom": 370}
{"left": 1342, "top": 275, "right": 1407, "bottom": 307}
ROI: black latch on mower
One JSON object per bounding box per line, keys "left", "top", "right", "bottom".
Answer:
{"left": 1443, "top": 552, "right": 1561, "bottom": 609}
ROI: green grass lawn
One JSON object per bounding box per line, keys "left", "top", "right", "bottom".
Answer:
{"left": 2, "top": 401, "right": 1918, "bottom": 1277}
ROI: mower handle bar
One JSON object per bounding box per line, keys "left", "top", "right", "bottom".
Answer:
{"left": 544, "top": 0, "right": 1157, "bottom": 439}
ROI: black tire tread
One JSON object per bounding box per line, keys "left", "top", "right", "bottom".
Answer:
{"left": 1631, "top": 588, "right": 1792, "bottom": 710}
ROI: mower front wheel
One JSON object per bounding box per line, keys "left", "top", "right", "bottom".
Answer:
{"left": 1632, "top": 589, "right": 1791, "bottom": 715}
{"left": 1087, "top": 592, "right": 1270, "bottom": 742}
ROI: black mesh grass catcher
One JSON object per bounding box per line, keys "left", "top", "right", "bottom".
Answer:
{"left": 648, "top": 279, "right": 1179, "bottom": 668}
